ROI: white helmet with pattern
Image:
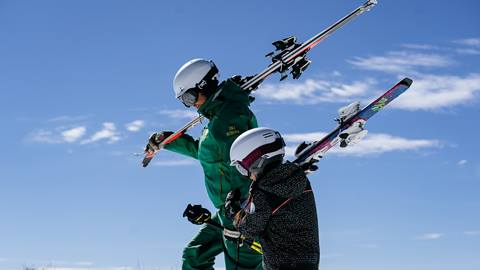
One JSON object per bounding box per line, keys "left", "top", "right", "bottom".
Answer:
{"left": 173, "top": 59, "right": 219, "bottom": 107}
{"left": 230, "top": 127, "right": 285, "bottom": 177}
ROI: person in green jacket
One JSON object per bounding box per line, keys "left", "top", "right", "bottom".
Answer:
{"left": 146, "top": 59, "right": 262, "bottom": 270}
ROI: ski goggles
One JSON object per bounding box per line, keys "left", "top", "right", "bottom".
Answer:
{"left": 179, "top": 89, "right": 199, "bottom": 107}
{"left": 178, "top": 63, "right": 219, "bottom": 108}
{"left": 231, "top": 160, "right": 249, "bottom": 177}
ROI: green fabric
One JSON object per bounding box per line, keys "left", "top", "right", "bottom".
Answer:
{"left": 182, "top": 209, "right": 263, "bottom": 270}
{"left": 164, "top": 79, "right": 258, "bottom": 208}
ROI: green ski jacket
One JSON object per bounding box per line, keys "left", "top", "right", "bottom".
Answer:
{"left": 164, "top": 79, "right": 258, "bottom": 208}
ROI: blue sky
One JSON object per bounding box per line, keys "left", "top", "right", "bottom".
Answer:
{"left": 1, "top": 0, "right": 480, "bottom": 269}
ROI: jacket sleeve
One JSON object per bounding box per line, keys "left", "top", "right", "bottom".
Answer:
{"left": 163, "top": 133, "right": 199, "bottom": 159}
{"left": 235, "top": 191, "right": 272, "bottom": 239}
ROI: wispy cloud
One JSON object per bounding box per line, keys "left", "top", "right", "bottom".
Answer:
{"left": 401, "top": 43, "right": 443, "bottom": 50}
{"left": 464, "top": 230, "right": 480, "bottom": 236}
{"left": 456, "top": 48, "right": 480, "bottom": 55}
{"left": 81, "top": 123, "right": 120, "bottom": 144}
{"left": 257, "top": 79, "right": 375, "bottom": 104}
{"left": 417, "top": 233, "right": 443, "bottom": 240}
{"left": 391, "top": 73, "right": 480, "bottom": 110}
{"left": 454, "top": 38, "right": 480, "bottom": 47}
{"left": 29, "top": 129, "right": 63, "bottom": 144}
{"left": 47, "top": 115, "right": 91, "bottom": 123}
{"left": 125, "top": 120, "right": 145, "bottom": 132}
{"left": 29, "top": 126, "right": 87, "bottom": 144}
{"left": 158, "top": 109, "right": 198, "bottom": 119}
{"left": 61, "top": 127, "right": 87, "bottom": 142}
{"left": 458, "top": 160, "right": 468, "bottom": 166}
{"left": 152, "top": 159, "right": 196, "bottom": 166}
{"left": 348, "top": 51, "right": 453, "bottom": 73}
{"left": 283, "top": 132, "right": 440, "bottom": 157}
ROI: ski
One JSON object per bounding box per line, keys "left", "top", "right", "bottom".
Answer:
{"left": 293, "top": 78, "right": 413, "bottom": 167}
{"left": 142, "top": 0, "right": 378, "bottom": 167}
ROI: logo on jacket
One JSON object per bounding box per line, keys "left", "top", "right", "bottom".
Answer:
{"left": 227, "top": 125, "right": 241, "bottom": 137}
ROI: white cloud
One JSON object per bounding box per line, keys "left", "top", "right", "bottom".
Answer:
{"left": 257, "top": 79, "right": 375, "bottom": 104}
{"left": 47, "top": 115, "right": 90, "bottom": 123}
{"left": 401, "top": 43, "right": 442, "bottom": 50}
{"left": 283, "top": 132, "right": 440, "bottom": 157}
{"left": 61, "top": 127, "right": 86, "bottom": 143}
{"left": 391, "top": 73, "right": 480, "bottom": 110}
{"left": 454, "top": 38, "right": 480, "bottom": 47}
{"left": 125, "top": 120, "right": 144, "bottom": 132}
{"left": 417, "top": 233, "right": 443, "bottom": 240}
{"left": 283, "top": 132, "right": 328, "bottom": 143}
{"left": 458, "top": 160, "right": 468, "bottom": 166}
{"left": 158, "top": 109, "right": 198, "bottom": 119}
{"left": 464, "top": 230, "right": 480, "bottom": 236}
{"left": 456, "top": 48, "right": 480, "bottom": 55}
{"left": 30, "top": 126, "right": 86, "bottom": 144}
{"left": 348, "top": 51, "right": 453, "bottom": 73}
{"left": 152, "top": 159, "right": 196, "bottom": 166}
{"left": 30, "top": 129, "right": 63, "bottom": 144}
{"left": 81, "top": 123, "right": 120, "bottom": 144}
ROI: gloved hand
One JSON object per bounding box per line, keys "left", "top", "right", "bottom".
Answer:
{"left": 183, "top": 204, "right": 212, "bottom": 225}
{"left": 300, "top": 159, "right": 319, "bottom": 173}
{"left": 144, "top": 131, "right": 173, "bottom": 152}
{"left": 294, "top": 141, "right": 312, "bottom": 158}
{"left": 295, "top": 141, "right": 319, "bottom": 173}
{"left": 223, "top": 228, "right": 243, "bottom": 245}
{"left": 225, "top": 188, "right": 242, "bottom": 219}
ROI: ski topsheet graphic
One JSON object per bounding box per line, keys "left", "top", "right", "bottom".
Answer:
{"left": 142, "top": 0, "right": 378, "bottom": 167}
{"left": 293, "top": 78, "right": 413, "bottom": 168}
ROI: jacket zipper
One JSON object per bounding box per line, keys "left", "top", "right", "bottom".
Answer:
{"left": 219, "top": 169, "right": 224, "bottom": 199}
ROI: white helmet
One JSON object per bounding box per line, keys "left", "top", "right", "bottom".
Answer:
{"left": 230, "top": 127, "right": 285, "bottom": 177}
{"left": 173, "top": 59, "right": 219, "bottom": 107}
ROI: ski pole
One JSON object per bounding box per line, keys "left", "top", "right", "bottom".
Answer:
{"left": 205, "top": 219, "right": 263, "bottom": 255}
{"left": 182, "top": 204, "right": 263, "bottom": 254}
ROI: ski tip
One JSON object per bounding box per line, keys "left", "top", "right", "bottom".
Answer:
{"left": 400, "top": 77, "right": 413, "bottom": 87}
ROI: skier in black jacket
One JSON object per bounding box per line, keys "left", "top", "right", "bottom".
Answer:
{"left": 226, "top": 127, "right": 320, "bottom": 270}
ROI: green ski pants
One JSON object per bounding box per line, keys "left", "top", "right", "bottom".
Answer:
{"left": 182, "top": 209, "right": 263, "bottom": 270}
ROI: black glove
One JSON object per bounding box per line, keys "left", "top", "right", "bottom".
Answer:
{"left": 183, "top": 204, "right": 211, "bottom": 225}
{"left": 300, "top": 160, "right": 319, "bottom": 173}
{"left": 144, "top": 131, "right": 173, "bottom": 152}
{"left": 294, "top": 141, "right": 312, "bottom": 158}
{"left": 225, "top": 188, "right": 242, "bottom": 219}
{"left": 295, "top": 141, "right": 319, "bottom": 173}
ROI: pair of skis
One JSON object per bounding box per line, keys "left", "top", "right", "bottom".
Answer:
{"left": 142, "top": 0, "right": 379, "bottom": 167}
{"left": 293, "top": 78, "right": 413, "bottom": 168}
